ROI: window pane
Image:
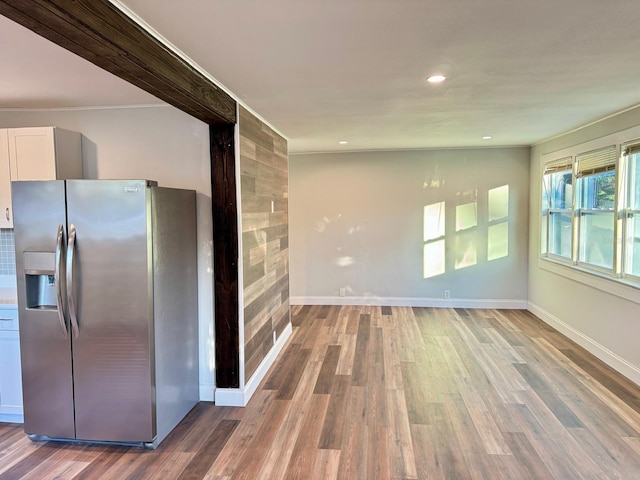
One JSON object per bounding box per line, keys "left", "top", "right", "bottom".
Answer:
{"left": 541, "top": 214, "right": 548, "bottom": 255}
{"left": 579, "top": 212, "right": 614, "bottom": 269}
{"left": 549, "top": 212, "right": 572, "bottom": 258}
{"left": 626, "top": 214, "right": 640, "bottom": 277}
{"left": 547, "top": 170, "right": 573, "bottom": 210}
{"left": 579, "top": 171, "right": 615, "bottom": 210}
{"left": 630, "top": 154, "right": 640, "bottom": 210}
{"left": 542, "top": 175, "right": 551, "bottom": 212}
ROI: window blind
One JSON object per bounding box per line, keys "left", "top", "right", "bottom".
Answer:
{"left": 543, "top": 156, "right": 573, "bottom": 175}
{"left": 622, "top": 143, "right": 640, "bottom": 156}
{"left": 576, "top": 145, "right": 617, "bottom": 177}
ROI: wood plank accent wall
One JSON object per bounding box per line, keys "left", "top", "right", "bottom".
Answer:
{"left": 238, "top": 106, "right": 290, "bottom": 381}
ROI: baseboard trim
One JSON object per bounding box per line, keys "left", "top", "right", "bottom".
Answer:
{"left": 291, "top": 296, "right": 527, "bottom": 309}
{"left": 213, "top": 387, "right": 245, "bottom": 407}
{"left": 199, "top": 383, "right": 215, "bottom": 402}
{"left": 214, "top": 322, "right": 293, "bottom": 407}
{"left": 0, "top": 413, "right": 23, "bottom": 424}
{"left": 528, "top": 302, "right": 640, "bottom": 386}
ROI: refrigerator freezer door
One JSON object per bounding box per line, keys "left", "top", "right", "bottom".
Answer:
{"left": 12, "top": 181, "right": 75, "bottom": 439}
{"left": 66, "top": 180, "right": 155, "bottom": 442}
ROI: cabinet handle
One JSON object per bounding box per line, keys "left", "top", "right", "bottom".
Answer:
{"left": 0, "top": 318, "right": 12, "bottom": 322}
{"left": 5, "top": 208, "right": 8, "bottom": 221}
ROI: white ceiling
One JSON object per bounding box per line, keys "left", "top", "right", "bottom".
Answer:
{"left": 3, "top": 1, "right": 640, "bottom": 153}
{"left": 0, "top": 14, "right": 161, "bottom": 109}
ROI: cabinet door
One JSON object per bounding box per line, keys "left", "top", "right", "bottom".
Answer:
{"left": 8, "top": 127, "right": 56, "bottom": 181}
{"left": 0, "top": 130, "right": 12, "bottom": 228}
{"left": 0, "top": 307, "right": 19, "bottom": 332}
{"left": 0, "top": 330, "right": 24, "bottom": 419}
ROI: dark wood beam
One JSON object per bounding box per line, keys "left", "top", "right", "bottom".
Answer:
{"left": 0, "top": 0, "right": 236, "bottom": 125}
{"left": 210, "top": 124, "right": 240, "bottom": 388}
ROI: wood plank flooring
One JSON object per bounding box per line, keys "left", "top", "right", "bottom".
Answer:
{"left": 1, "top": 306, "right": 640, "bottom": 479}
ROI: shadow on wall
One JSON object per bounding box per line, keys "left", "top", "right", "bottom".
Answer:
{"left": 80, "top": 136, "right": 98, "bottom": 179}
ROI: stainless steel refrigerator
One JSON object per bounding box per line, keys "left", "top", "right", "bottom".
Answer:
{"left": 12, "top": 179, "right": 198, "bottom": 448}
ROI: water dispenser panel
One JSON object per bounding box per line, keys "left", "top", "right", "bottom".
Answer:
{"left": 24, "top": 251, "right": 58, "bottom": 310}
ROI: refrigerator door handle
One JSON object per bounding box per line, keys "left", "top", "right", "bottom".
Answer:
{"left": 55, "top": 224, "right": 68, "bottom": 338}
{"left": 66, "top": 224, "right": 80, "bottom": 339}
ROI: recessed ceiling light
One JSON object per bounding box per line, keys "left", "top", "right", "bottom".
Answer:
{"left": 339, "top": 140, "right": 348, "bottom": 145}
{"left": 427, "top": 75, "right": 446, "bottom": 83}
{"left": 482, "top": 136, "right": 493, "bottom": 140}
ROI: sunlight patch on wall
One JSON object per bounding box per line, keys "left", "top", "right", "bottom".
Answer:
{"left": 422, "top": 184, "right": 511, "bottom": 278}
{"left": 423, "top": 202, "right": 446, "bottom": 278}
{"left": 488, "top": 223, "right": 509, "bottom": 261}
{"left": 454, "top": 202, "right": 478, "bottom": 270}
{"left": 455, "top": 231, "right": 477, "bottom": 270}
{"left": 488, "top": 185, "right": 509, "bottom": 261}
{"left": 424, "top": 202, "right": 445, "bottom": 241}
{"left": 488, "top": 185, "right": 509, "bottom": 221}
{"left": 455, "top": 202, "right": 477, "bottom": 231}
{"left": 424, "top": 240, "right": 445, "bottom": 278}
{"left": 336, "top": 256, "right": 356, "bottom": 267}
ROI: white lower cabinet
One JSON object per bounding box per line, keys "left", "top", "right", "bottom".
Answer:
{"left": 0, "top": 308, "right": 23, "bottom": 423}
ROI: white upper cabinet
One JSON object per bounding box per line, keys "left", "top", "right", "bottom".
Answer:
{"left": 0, "top": 127, "right": 83, "bottom": 228}
{"left": 0, "top": 131, "right": 11, "bottom": 228}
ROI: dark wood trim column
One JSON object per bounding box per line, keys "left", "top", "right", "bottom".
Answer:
{"left": 210, "top": 124, "right": 240, "bottom": 388}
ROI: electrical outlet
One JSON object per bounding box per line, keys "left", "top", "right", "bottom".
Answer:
{"left": 444, "top": 290, "right": 451, "bottom": 299}
{"left": 339, "top": 287, "right": 346, "bottom": 297}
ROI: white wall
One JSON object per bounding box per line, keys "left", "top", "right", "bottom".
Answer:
{"left": 0, "top": 105, "right": 215, "bottom": 399}
{"left": 529, "top": 105, "right": 640, "bottom": 386}
{"left": 290, "top": 147, "right": 530, "bottom": 307}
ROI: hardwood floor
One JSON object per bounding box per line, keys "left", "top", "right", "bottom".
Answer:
{"left": 1, "top": 306, "right": 640, "bottom": 479}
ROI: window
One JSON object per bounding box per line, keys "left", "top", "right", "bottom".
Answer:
{"left": 576, "top": 146, "right": 617, "bottom": 272}
{"left": 622, "top": 145, "right": 640, "bottom": 280}
{"left": 540, "top": 130, "right": 640, "bottom": 293}
{"left": 541, "top": 157, "right": 573, "bottom": 261}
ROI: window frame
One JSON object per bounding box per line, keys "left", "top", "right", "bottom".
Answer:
{"left": 621, "top": 144, "right": 640, "bottom": 283}
{"left": 622, "top": 209, "right": 640, "bottom": 283}
{"left": 574, "top": 152, "right": 618, "bottom": 274}
{"left": 541, "top": 157, "right": 574, "bottom": 264}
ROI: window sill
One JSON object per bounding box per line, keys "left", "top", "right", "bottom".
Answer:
{"left": 539, "top": 256, "right": 640, "bottom": 305}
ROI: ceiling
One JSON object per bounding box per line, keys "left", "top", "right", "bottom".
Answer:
{"left": 2, "top": 0, "right": 640, "bottom": 154}
{"left": 0, "top": 13, "right": 161, "bottom": 109}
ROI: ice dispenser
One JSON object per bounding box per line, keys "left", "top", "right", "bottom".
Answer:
{"left": 24, "top": 251, "right": 58, "bottom": 310}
